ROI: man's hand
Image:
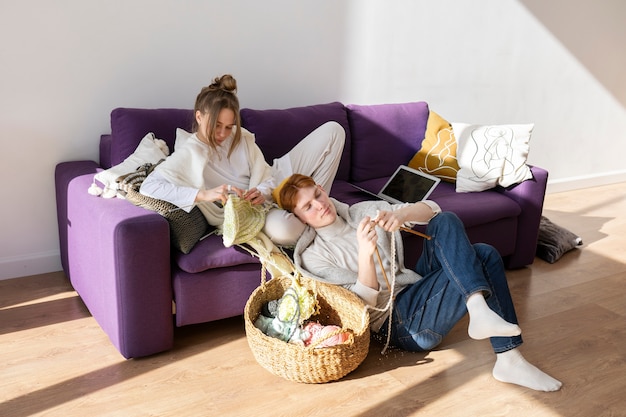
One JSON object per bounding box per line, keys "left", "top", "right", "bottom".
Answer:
{"left": 356, "top": 216, "right": 380, "bottom": 291}
{"left": 372, "top": 210, "right": 404, "bottom": 232}
{"left": 357, "top": 216, "right": 378, "bottom": 258}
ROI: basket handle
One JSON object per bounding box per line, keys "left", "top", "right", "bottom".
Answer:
{"left": 260, "top": 262, "right": 268, "bottom": 288}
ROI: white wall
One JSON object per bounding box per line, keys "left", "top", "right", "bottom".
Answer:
{"left": 1, "top": 0, "right": 624, "bottom": 279}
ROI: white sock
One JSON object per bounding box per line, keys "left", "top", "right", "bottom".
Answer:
{"left": 493, "top": 348, "right": 562, "bottom": 391}
{"left": 466, "top": 292, "right": 521, "bottom": 340}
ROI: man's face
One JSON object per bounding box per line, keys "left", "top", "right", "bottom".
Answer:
{"left": 292, "top": 185, "right": 337, "bottom": 229}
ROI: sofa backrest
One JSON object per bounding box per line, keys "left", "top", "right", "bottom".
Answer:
{"left": 240, "top": 101, "right": 351, "bottom": 181}
{"left": 346, "top": 101, "right": 429, "bottom": 182}
{"left": 105, "top": 101, "right": 430, "bottom": 183}
{"left": 107, "top": 102, "right": 352, "bottom": 181}
{"left": 110, "top": 108, "right": 194, "bottom": 167}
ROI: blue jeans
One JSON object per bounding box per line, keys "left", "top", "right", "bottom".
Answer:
{"left": 378, "top": 212, "right": 523, "bottom": 354}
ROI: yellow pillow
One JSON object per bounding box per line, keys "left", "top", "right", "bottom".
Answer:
{"left": 408, "top": 111, "right": 459, "bottom": 183}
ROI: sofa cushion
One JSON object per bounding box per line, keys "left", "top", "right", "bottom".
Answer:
{"left": 453, "top": 122, "right": 534, "bottom": 193}
{"left": 536, "top": 216, "right": 582, "bottom": 263}
{"left": 122, "top": 187, "right": 211, "bottom": 254}
{"left": 408, "top": 110, "right": 459, "bottom": 183}
{"left": 94, "top": 132, "right": 169, "bottom": 198}
{"left": 346, "top": 102, "right": 430, "bottom": 182}
{"left": 174, "top": 234, "right": 258, "bottom": 273}
{"left": 428, "top": 181, "right": 521, "bottom": 227}
{"left": 241, "top": 102, "right": 351, "bottom": 181}
{"left": 110, "top": 108, "right": 194, "bottom": 166}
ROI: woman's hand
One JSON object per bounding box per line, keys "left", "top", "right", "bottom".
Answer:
{"left": 195, "top": 184, "right": 243, "bottom": 205}
{"left": 243, "top": 187, "right": 265, "bottom": 205}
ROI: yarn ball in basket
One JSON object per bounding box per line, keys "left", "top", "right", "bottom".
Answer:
{"left": 222, "top": 195, "right": 267, "bottom": 247}
{"left": 277, "top": 275, "right": 319, "bottom": 324}
{"left": 303, "top": 322, "right": 351, "bottom": 348}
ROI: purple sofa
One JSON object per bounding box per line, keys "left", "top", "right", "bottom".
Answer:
{"left": 55, "top": 101, "right": 548, "bottom": 358}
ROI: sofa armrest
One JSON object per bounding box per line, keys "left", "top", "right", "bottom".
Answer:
{"left": 66, "top": 174, "right": 174, "bottom": 358}
{"left": 497, "top": 165, "right": 548, "bottom": 269}
{"left": 55, "top": 161, "right": 102, "bottom": 275}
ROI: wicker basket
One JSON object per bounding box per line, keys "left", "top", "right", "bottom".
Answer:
{"left": 244, "top": 275, "right": 370, "bottom": 383}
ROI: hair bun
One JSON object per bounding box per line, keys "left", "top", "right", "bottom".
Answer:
{"left": 210, "top": 74, "right": 237, "bottom": 93}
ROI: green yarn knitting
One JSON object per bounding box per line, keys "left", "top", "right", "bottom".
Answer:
{"left": 222, "top": 195, "right": 268, "bottom": 247}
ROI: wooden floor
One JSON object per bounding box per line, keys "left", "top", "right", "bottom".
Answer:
{"left": 1, "top": 182, "right": 625, "bottom": 417}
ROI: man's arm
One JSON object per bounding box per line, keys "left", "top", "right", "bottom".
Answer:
{"left": 374, "top": 200, "right": 441, "bottom": 232}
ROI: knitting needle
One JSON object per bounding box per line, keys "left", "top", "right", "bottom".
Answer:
{"left": 374, "top": 247, "right": 392, "bottom": 291}
{"left": 373, "top": 233, "right": 429, "bottom": 292}
{"left": 400, "top": 226, "right": 431, "bottom": 240}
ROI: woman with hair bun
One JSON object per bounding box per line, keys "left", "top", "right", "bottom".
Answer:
{"left": 140, "top": 74, "right": 345, "bottom": 245}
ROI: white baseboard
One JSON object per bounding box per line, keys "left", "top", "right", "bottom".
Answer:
{"left": 547, "top": 170, "right": 626, "bottom": 194}
{"left": 0, "top": 251, "right": 62, "bottom": 281}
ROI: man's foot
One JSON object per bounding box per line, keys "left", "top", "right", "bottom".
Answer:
{"left": 493, "top": 348, "right": 562, "bottom": 392}
{"left": 466, "top": 293, "right": 521, "bottom": 340}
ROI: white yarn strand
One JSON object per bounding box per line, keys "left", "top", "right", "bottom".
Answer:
{"left": 364, "top": 230, "right": 397, "bottom": 355}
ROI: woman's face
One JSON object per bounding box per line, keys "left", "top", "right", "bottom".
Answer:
{"left": 196, "top": 108, "right": 236, "bottom": 146}
{"left": 292, "top": 185, "right": 337, "bottom": 228}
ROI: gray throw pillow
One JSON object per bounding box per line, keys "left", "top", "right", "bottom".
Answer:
{"left": 536, "top": 216, "right": 582, "bottom": 263}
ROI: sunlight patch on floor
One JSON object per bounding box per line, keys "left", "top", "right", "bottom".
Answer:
{"left": 0, "top": 290, "right": 78, "bottom": 310}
